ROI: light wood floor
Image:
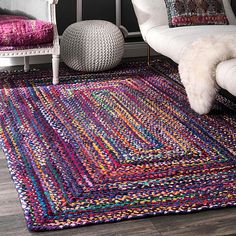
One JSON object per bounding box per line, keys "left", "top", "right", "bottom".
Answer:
{"left": 0, "top": 148, "right": 236, "bottom": 236}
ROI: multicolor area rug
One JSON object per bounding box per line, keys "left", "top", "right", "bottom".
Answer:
{"left": 0, "top": 57, "right": 235, "bottom": 231}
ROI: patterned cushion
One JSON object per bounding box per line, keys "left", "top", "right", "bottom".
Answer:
{"left": 164, "top": 0, "right": 229, "bottom": 27}
{"left": 0, "top": 15, "right": 54, "bottom": 46}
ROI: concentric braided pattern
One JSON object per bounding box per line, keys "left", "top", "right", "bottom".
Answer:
{"left": 0, "top": 58, "right": 235, "bottom": 231}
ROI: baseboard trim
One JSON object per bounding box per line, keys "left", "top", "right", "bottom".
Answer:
{"left": 124, "top": 42, "right": 148, "bottom": 58}
{"left": 0, "top": 55, "right": 53, "bottom": 68}
{"left": 0, "top": 42, "right": 157, "bottom": 68}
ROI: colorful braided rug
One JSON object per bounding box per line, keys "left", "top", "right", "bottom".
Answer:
{"left": 0, "top": 57, "right": 235, "bottom": 231}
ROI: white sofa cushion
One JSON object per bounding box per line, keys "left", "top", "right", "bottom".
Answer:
{"left": 132, "top": 0, "right": 236, "bottom": 41}
{"left": 146, "top": 25, "right": 236, "bottom": 63}
{"left": 216, "top": 58, "right": 236, "bottom": 96}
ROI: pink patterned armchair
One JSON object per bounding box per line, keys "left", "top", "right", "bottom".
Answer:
{"left": 0, "top": 0, "right": 60, "bottom": 85}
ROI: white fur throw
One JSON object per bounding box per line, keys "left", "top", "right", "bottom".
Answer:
{"left": 179, "top": 35, "right": 236, "bottom": 115}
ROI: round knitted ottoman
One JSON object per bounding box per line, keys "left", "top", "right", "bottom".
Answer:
{"left": 61, "top": 20, "right": 125, "bottom": 72}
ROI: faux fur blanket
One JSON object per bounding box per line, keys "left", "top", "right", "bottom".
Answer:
{"left": 179, "top": 35, "right": 236, "bottom": 115}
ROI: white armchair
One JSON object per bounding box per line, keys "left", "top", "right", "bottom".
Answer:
{"left": 131, "top": 0, "right": 236, "bottom": 64}
{"left": 0, "top": 0, "right": 60, "bottom": 85}
{"left": 131, "top": 0, "right": 236, "bottom": 97}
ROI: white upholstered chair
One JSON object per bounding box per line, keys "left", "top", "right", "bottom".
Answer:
{"left": 131, "top": 0, "right": 236, "bottom": 96}
{"left": 0, "top": 0, "right": 60, "bottom": 85}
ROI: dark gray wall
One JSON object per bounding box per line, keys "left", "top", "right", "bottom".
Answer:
{"left": 83, "top": 0, "right": 116, "bottom": 23}
{"left": 57, "top": 0, "right": 139, "bottom": 36}
{"left": 57, "top": 0, "right": 77, "bottom": 35}
{"left": 57, "top": 1, "right": 236, "bottom": 38}
{"left": 232, "top": 1, "right": 236, "bottom": 14}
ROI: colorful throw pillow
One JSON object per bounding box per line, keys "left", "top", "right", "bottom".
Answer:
{"left": 0, "top": 15, "right": 54, "bottom": 46}
{"left": 164, "top": 0, "right": 229, "bottom": 27}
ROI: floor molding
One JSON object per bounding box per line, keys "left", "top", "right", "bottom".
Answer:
{"left": 123, "top": 42, "right": 156, "bottom": 58}
{"left": 0, "top": 42, "right": 157, "bottom": 68}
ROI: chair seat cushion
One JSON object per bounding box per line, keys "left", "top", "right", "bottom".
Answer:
{"left": 146, "top": 25, "right": 236, "bottom": 63}
{"left": 0, "top": 15, "right": 54, "bottom": 46}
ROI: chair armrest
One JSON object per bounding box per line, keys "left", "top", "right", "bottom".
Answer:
{"left": 131, "top": 0, "right": 168, "bottom": 42}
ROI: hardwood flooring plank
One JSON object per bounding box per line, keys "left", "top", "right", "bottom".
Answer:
{"left": 0, "top": 214, "right": 32, "bottom": 236}
{"left": 0, "top": 148, "right": 5, "bottom": 160}
{"left": 151, "top": 208, "right": 236, "bottom": 236}
{"left": 55, "top": 220, "right": 160, "bottom": 236}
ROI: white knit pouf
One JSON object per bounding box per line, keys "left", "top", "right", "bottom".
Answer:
{"left": 61, "top": 20, "right": 125, "bottom": 72}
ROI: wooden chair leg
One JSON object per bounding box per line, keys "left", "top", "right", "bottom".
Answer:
{"left": 52, "top": 54, "right": 60, "bottom": 85}
{"left": 24, "top": 56, "right": 30, "bottom": 72}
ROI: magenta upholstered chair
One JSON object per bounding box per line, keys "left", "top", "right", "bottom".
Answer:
{"left": 0, "top": 0, "right": 60, "bottom": 85}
